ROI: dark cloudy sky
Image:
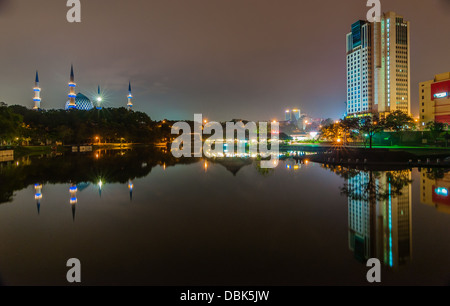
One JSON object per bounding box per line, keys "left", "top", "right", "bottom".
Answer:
{"left": 0, "top": 0, "right": 449, "bottom": 121}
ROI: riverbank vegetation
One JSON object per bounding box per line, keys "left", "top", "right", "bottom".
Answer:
{"left": 0, "top": 104, "right": 172, "bottom": 146}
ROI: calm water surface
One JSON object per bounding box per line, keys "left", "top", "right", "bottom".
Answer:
{"left": 0, "top": 148, "right": 450, "bottom": 286}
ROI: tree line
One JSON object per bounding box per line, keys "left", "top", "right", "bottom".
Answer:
{"left": 320, "top": 110, "right": 449, "bottom": 148}
{"left": 0, "top": 103, "right": 167, "bottom": 146}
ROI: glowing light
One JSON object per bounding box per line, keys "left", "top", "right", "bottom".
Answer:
{"left": 97, "top": 97, "right": 103, "bottom": 102}
{"left": 98, "top": 180, "right": 103, "bottom": 190}
{"left": 435, "top": 187, "right": 448, "bottom": 196}
{"left": 70, "top": 198, "right": 78, "bottom": 205}
{"left": 336, "top": 138, "right": 342, "bottom": 143}
{"left": 434, "top": 92, "right": 448, "bottom": 99}
{"left": 304, "top": 160, "right": 310, "bottom": 165}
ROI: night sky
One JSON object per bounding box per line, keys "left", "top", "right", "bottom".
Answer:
{"left": 0, "top": 0, "right": 449, "bottom": 121}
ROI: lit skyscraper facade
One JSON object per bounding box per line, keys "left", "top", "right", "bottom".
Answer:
{"left": 346, "top": 12, "right": 411, "bottom": 117}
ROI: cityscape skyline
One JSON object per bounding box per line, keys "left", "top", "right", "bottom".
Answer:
{"left": 0, "top": 0, "right": 449, "bottom": 121}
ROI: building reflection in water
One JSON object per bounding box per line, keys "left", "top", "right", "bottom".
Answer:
{"left": 98, "top": 179, "right": 103, "bottom": 198}
{"left": 34, "top": 184, "right": 43, "bottom": 215}
{"left": 128, "top": 179, "right": 134, "bottom": 201}
{"left": 341, "top": 169, "right": 412, "bottom": 269}
{"left": 69, "top": 184, "right": 77, "bottom": 221}
{"left": 420, "top": 169, "right": 450, "bottom": 214}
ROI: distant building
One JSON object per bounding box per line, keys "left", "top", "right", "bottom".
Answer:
{"left": 419, "top": 72, "right": 450, "bottom": 125}
{"left": 346, "top": 12, "right": 411, "bottom": 117}
{"left": 285, "top": 110, "right": 291, "bottom": 121}
{"left": 284, "top": 108, "right": 301, "bottom": 122}
{"left": 291, "top": 109, "right": 301, "bottom": 121}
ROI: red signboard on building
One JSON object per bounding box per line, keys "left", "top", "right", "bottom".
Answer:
{"left": 431, "top": 80, "right": 450, "bottom": 100}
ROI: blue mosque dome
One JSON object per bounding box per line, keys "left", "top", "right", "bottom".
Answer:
{"left": 65, "top": 93, "right": 94, "bottom": 111}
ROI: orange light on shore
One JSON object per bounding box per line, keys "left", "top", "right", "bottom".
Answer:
{"left": 337, "top": 138, "right": 342, "bottom": 143}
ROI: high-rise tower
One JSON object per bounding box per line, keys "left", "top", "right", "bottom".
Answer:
{"left": 33, "top": 71, "right": 41, "bottom": 110}
{"left": 68, "top": 65, "right": 77, "bottom": 109}
{"left": 127, "top": 82, "right": 133, "bottom": 110}
{"left": 346, "top": 12, "right": 411, "bottom": 117}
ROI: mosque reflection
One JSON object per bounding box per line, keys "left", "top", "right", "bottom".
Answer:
{"left": 2, "top": 149, "right": 450, "bottom": 271}
{"left": 0, "top": 147, "right": 200, "bottom": 210}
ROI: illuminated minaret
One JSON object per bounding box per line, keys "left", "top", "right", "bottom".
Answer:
{"left": 33, "top": 71, "right": 41, "bottom": 110}
{"left": 127, "top": 82, "right": 133, "bottom": 110}
{"left": 68, "top": 65, "right": 77, "bottom": 109}
{"left": 34, "top": 183, "right": 43, "bottom": 215}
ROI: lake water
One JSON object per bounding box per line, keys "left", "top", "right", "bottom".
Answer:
{"left": 0, "top": 148, "right": 450, "bottom": 286}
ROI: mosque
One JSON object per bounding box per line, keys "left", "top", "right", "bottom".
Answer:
{"left": 33, "top": 65, "right": 134, "bottom": 111}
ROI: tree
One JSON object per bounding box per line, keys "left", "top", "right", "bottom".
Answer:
{"left": 320, "top": 122, "right": 341, "bottom": 142}
{"left": 0, "top": 106, "right": 23, "bottom": 145}
{"left": 384, "top": 110, "right": 415, "bottom": 145}
{"left": 357, "top": 115, "right": 385, "bottom": 149}
{"left": 426, "top": 121, "right": 448, "bottom": 145}
{"left": 340, "top": 117, "right": 360, "bottom": 145}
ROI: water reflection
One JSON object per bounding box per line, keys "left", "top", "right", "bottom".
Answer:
{"left": 0, "top": 148, "right": 198, "bottom": 205}
{"left": 324, "top": 165, "right": 419, "bottom": 270}
{"left": 34, "top": 184, "right": 42, "bottom": 214}
{"left": 1, "top": 148, "right": 450, "bottom": 285}
{"left": 421, "top": 169, "right": 450, "bottom": 214}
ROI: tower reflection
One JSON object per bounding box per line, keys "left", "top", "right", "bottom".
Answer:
{"left": 345, "top": 170, "right": 412, "bottom": 269}
{"left": 69, "top": 184, "right": 77, "bottom": 221}
{"left": 34, "top": 184, "right": 43, "bottom": 215}
{"left": 128, "top": 179, "right": 134, "bottom": 201}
